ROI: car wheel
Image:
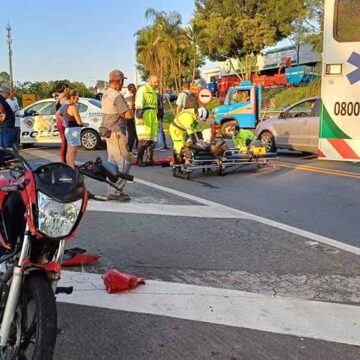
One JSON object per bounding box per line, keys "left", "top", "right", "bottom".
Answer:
{"left": 221, "top": 121, "right": 237, "bottom": 139}
{"left": 81, "top": 129, "right": 101, "bottom": 150}
{"left": 260, "top": 131, "right": 276, "bottom": 152}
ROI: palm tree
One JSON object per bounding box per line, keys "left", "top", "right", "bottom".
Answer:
{"left": 136, "top": 8, "right": 204, "bottom": 99}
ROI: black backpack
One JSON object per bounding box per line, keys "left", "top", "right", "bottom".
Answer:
{"left": 184, "top": 92, "right": 199, "bottom": 111}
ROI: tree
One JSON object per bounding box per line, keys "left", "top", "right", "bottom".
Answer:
{"left": 136, "top": 8, "right": 205, "bottom": 93}
{"left": 292, "top": 0, "right": 324, "bottom": 53}
{"left": 0, "top": 72, "right": 11, "bottom": 86}
{"left": 95, "top": 80, "right": 108, "bottom": 90}
{"left": 192, "top": 0, "right": 306, "bottom": 79}
{"left": 15, "top": 80, "right": 94, "bottom": 100}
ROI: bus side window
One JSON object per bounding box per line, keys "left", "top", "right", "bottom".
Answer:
{"left": 334, "top": 0, "right": 360, "bottom": 42}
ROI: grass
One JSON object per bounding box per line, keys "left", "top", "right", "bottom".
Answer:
{"left": 265, "top": 79, "right": 321, "bottom": 110}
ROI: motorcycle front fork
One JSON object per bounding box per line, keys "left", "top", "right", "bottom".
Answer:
{"left": 0, "top": 224, "right": 31, "bottom": 346}
{"left": 0, "top": 225, "right": 65, "bottom": 346}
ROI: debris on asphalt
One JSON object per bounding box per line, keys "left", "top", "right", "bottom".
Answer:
{"left": 61, "top": 247, "right": 101, "bottom": 267}
{"left": 102, "top": 269, "right": 145, "bottom": 294}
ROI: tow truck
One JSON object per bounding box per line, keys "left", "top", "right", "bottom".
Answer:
{"left": 212, "top": 80, "right": 261, "bottom": 138}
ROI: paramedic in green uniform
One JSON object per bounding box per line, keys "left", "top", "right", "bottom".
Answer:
{"left": 169, "top": 107, "right": 209, "bottom": 163}
{"left": 232, "top": 125, "right": 256, "bottom": 150}
{"left": 135, "top": 75, "right": 159, "bottom": 166}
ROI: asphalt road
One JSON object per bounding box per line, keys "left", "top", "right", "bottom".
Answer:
{"left": 20, "top": 145, "right": 360, "bottom": 360}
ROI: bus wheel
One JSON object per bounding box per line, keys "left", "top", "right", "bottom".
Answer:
{"left": 221, "top": 121, "right": 237, "bottom": 139}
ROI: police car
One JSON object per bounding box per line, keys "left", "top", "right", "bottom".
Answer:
{"left": 19, "top": 98, "right": 103, "bottom": 150}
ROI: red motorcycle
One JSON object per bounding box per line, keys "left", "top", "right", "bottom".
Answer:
{"left": 0, "top": 150, "right": 132, "bottom": 359}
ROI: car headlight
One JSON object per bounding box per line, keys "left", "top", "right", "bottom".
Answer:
{"left": 37, "top": 192, "right": 82, "bottom": 238}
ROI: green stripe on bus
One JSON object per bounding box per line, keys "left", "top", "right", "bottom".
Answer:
{"left": 320, "top": 105, "right": 351, "bottom": 139}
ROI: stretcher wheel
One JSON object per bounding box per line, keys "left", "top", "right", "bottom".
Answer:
{"left": 217, "top": 161, "right": 224, "bottom": 176}
{"left": 186, "top": 172, "right": 191, "bottom": 180}
{"left": 256, "top": 160, "right": 267, "bottom": 169}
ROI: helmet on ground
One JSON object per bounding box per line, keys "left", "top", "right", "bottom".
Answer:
{"left": 197, "top": 107, "right": 209, "bottom": 121}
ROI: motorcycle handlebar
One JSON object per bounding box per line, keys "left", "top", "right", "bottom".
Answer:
{"left": 79, "top": 159, "right": 134, "bottom": 183}
{"left": 117, "top": 172, "right": 134, "bottom": 182}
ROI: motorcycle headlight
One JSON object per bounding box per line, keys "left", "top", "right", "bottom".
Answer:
{"left": 37, "top": 192, "right": 83, "bottom": 238}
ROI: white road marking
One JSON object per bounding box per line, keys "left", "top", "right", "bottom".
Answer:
{"left": 87, "top": 202, "right": 233, "bottom": 218}
{"left": 23, "top": 149, "right": 360, "bottom": 255}
{"left": 135, "top": 178, "right": 360, "bottom": 256}
{"left": 58, "top": 270, "right": 360, "bottom": 347}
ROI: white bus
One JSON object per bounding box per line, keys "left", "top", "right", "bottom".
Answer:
{"left": 319, "top": 0, "right": 360, "bottom": 161}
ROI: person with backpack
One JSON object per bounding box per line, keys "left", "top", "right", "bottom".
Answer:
{"left": 176, "top": 81, "right": 199, "bottom": 115}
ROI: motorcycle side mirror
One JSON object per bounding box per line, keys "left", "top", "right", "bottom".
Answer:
{"left": 10, "top": 166, "right": 25, "bottom": 180}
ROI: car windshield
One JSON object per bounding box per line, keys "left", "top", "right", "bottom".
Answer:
{"left": 88, "top": 99, "right": 102, "bottom": 109}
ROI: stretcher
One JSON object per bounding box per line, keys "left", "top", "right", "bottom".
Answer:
{"left": 172, "top": 146, "right": 277, "bottom": 179}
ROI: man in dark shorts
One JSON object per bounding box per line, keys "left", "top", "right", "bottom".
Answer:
{"left": 0, "top": 86, "right": 15, "bottom": 149}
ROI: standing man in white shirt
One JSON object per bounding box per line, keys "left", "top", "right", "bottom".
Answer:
{"left": 101, "top": 70, "right": 133, "bottom": 202}
{"left": 5, "top": 87, "right": 20, "bottom": 146}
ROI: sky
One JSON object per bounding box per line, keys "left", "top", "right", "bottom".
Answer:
{"left": 0, "top": 0, "right": 196, "bottom": 86}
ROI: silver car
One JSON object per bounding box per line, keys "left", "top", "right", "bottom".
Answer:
{"left": 255, "top": 97, "right": 321, "bottom": 154}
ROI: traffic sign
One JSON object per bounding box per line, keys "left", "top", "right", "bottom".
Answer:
{"left": 21, "top": 94, "right": 36, "bottom": 108}
{"left": 198, "top": 87, "right": 213, "bottom": 106}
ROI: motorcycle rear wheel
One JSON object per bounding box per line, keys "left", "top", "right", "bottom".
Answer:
{"left": 0, "top": 272, "right": 57, "bottom": 360}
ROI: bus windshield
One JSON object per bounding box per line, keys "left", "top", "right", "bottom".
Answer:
{"left": 335, "top": 0, "right": 360, "bottom": 42}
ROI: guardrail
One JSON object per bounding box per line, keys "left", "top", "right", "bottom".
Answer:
{"left": 259, "top": 109, "right": 283, "bottom": 122}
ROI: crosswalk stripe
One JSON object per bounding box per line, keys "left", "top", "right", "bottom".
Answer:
{"left": 58, "top": 271, "right": 360, "bottom": 347}
{"left": 87, "top": 202, "right": 233, "bottom": 218}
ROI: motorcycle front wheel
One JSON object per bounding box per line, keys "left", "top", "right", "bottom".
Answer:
{"left": 0, "top": 272, "right": 57, "bottom": 360}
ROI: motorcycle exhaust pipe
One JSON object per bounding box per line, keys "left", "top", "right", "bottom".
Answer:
{"left": 0, "top": 227, "right": 30, "bottom": 346}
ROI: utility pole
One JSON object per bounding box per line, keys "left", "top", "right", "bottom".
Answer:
{"left": 6, "top": 23, "right": 13, "bottom": 87}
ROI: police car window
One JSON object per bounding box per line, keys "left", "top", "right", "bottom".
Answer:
{"left": 334, "top": 0, "right": 360, "bottom": 42}
{"left": 77, "top": 103, "right": 88, "bottom": 113}
{"left": 25, "top": 102, "right": 52, "bottom": 116}
{"left": 89, "top": 99, "right": 102, "bottom": 108}
{"left": 38, "top": 103, "right": 55, "bottom": 116}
